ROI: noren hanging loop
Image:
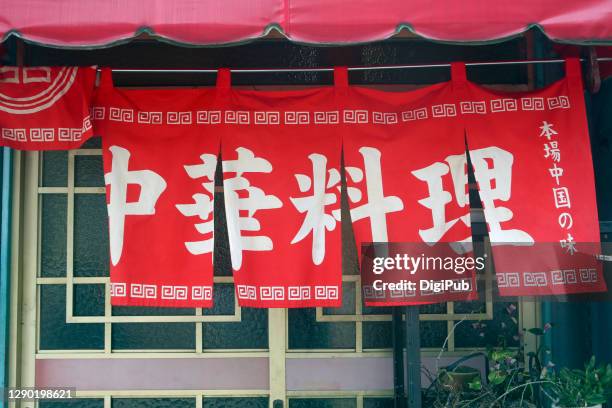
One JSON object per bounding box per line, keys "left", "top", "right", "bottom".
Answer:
{"left": 333, "top": 66, "right": 348, "bottom": 88}
{"left": 216, "top": 68, "right": 231, "bottom": 89}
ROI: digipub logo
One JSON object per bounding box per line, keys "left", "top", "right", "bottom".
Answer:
{"left": 0, "top": 66, "right": 78, "bottom": 114}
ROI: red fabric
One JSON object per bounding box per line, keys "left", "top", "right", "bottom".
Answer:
{"left": 94, "top": 70, "right": 220, "bottom": 307}
{"left": 218, "top": 69, "right": 343, "bottom": 308}
{"left": 2, "top": 0, "right": 611, "bottom": 46}
{"left": 94, "top": 68, "right": 346, "bottom": 308}
{"left": 459, "top": 59, "right": 607, "bottom": 296}
{"left": 0, "top": 66, "right": 95, "bottom": 150}
{"left": 86, "top": 59, "right": 606, "bottom": 308}
{"left": 342, "top": 66, "right": 478, "bottom": 305}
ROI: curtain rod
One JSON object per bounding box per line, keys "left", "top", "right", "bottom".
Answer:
{"left": 103, "top": 57, "right": 612, "bottom": 74}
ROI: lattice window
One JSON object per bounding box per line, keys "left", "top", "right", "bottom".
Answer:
{"left": 36, "top": 139, "right": 528, "bottom": 356}
{"left": 19, "top": 138, "right": 539, "bottom": 406}
{"left": 37, "top": 139, "right": 268, "bottom": 355}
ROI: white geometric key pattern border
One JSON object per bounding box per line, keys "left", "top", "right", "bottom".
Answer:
{"left": 497, "top": 268, "right": 598, "bottom": 288}
{"left": 1, "top": 115, "right": 92, "bottom": 143}
{"left": 91, "top": 97, "right": 571, "bottom": 126}
{"left": 236, "top": 285, "right": 339, "bottom": 301}
{"left": 110, "top": 282, "right": 213, "bottom": 301}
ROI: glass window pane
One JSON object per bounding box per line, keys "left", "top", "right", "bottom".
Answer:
{"left": 75, "top": 155, "right": 104, "bottom": 187}
{"left": 74, "top": 194, "right": 109, "bottom": 277}
{"left": 203, "top": 283, "right": 234, "bottom": 316}
{"left": 112, "top": 298, "right": 195, "bottom": 350}
{"left": 39, "top": 285, "right": 104, "bottom": 350}
{"left": 112, "top": 322, "right": 195, "bottom": 350}
{"left": 41, "top": 194, "right": 67, "bottom": 277}
{"left": 73, "top": 284, "right": 105, "bottom": 317}
{"left": 111, "top": 303, "right": 195, "bottom": 349}
{"left": 203, "top": 397, "right": 268, "bottom": 408}
{"left": 323, "top": 281, "right": 355, "bottom": 316}
{"left": 112, "top": 398, "right": 195, "bottom": 408}
{"left": 40, "top": 399, "right": 104, "bottom": 408}
{"left": 454, "top": 300, "right": 486, "bottom": 314}
{"left": 364, "top": 303, "right": 447, "bottom": 316}
{"left": 41, "top": 151, "right": 67, "bottom": 187}
{"left": 289, "top": 308, "right": 355, "bottom": 349}
{"left": 213, "top": 192, "right": 232, "bottom": 277}
{"left": 81, "top": 136, "right": 102, "bottom": 149}
{"left": 420, "top": 303, "right": 447, "bottom": 314}
{"left": 363, "top": 321, "right": 393, "bottom": 349}
{"left": 112, "top": 306, "right": 195, "bottom": 316}
{"left": 342, "top": 205, "right": 360, "bottom": 276}
{"left": 203, "top": 308, "right": 268, "bottom": 349}
{"left": 289, "top": 398, "right": 356, "bottom": 408}
{"left": 364, "top": 398, "right": 394, "bottom": 408}
{"left": 363, "top": 305, "right": 392, "bottom": 315}
{"left": 420, "top": 321, "right": 448, "bottom": 349}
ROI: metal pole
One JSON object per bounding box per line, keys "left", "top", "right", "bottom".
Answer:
{"left": 405, "top": 306, "right": 422, "bottom": 408}
{"left": 103, "top": 57, "right": 612, "bottom": 74}
{"left": 0, "top": 148, "right": 12, "bottom": 408}
{"left": 392, "top": 307, "right": 405, "bottom": 407}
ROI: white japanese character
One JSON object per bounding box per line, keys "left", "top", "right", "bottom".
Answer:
{"left": 543, "top": 141, "right": 561, "bottom": 162}
{"left": 290, "top": 154, "right": 341, "bottom": 265}
{"left": 549, "top": 163, "right": 564, "bottom": 185}
{"left": 553, "top": 187, "right": 571, "bottom": 209}
{"left": 539, "top": 121, "right": 558, "bottom": 140}
{"left": 470, "top": 147, "right": 534, "bottom": 243}
{"left": 560, "top": 233, "right": 577, "bottom": 255}
{"left": 176, "top": 153, "right": 217, "bottom": 255}
{"left": 558, "top": 212, "right": 573, "bottom": 229}
{"left": 105, "top": 145, "right": 167, "bottom": 266}
{"left": 411, "top": 153, "right": 470, "bottom": 244}
{"left": 223, "top": 147, "right": 283, "bottom": 270}
{"left": 345, "top": 147, "right": 404, "bottom": 242}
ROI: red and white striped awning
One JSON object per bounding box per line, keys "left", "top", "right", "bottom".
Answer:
{"left": 1, "top": 0, "right": 612, "bottom": 48}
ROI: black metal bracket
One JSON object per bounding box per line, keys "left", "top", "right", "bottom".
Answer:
{"left": 585, "top": 46, "right": 601, "bottom": 94}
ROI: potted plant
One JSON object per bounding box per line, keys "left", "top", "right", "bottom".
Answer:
{"left": 423, "top": 313, "right": 551, "bottom": 407}
{"left": 438, "top": 365, "right": 481, "bottom": 392}
{"left": 546, "top": 356, "right": 612, "bottom": 408}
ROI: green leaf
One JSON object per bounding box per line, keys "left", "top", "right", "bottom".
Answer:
{"left": 468, "top": 378, "right": 482, "bottom": 391}
{"left": 528, "top": 328, "right": 545, "bottom": 336}
{"left": 586, "top": 395, "right": 607, "bottom": 405}
{"left": 488, "top": 371, "right": 507, "bottom": 385}
{"left": 490, "top": 350, "right": 515, "bottom": 361}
